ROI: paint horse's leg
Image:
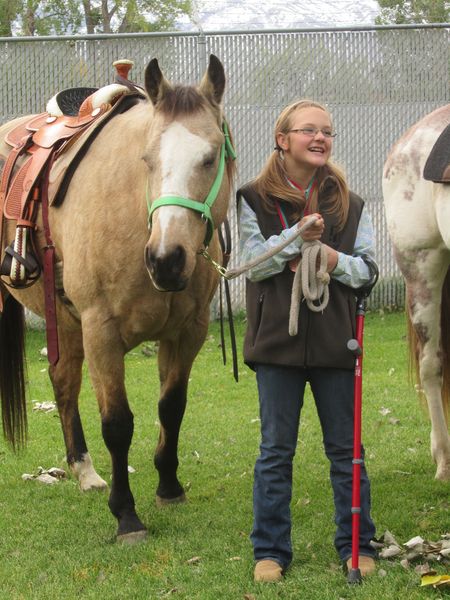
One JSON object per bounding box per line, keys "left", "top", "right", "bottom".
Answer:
{"left": 403, "top": 247, "right": 450, "bottom": 481}
{"left": 82, "top": 314, "right": 147, "bottom": 541}
{"left": 49, "top": 322, "right": 107, "bottom": 490}
{"left": 154, "top": 320, "right": 208, "bottom": 505}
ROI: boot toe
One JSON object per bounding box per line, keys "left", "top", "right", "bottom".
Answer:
{"left": 254, "top": 559, "right": 283, "bottom": 582}
{"left": 346, "top": 556, "right": 376, "bottom": 577}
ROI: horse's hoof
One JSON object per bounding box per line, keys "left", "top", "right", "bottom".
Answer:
{"left": 79, "top": 474, "right": 108, "bottom": 492}
{"left": 434, "top": 465, "right": 450, "bottom": 481}
{"left": 117, "top": 529, "right": 148, "bottom": 545}
{"left": 156, "top": 492, "right": 187, "bottom": 507}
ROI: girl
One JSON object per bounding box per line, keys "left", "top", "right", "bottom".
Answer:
{"left": 237, "top": 100, "right": 377, "bottom": 582}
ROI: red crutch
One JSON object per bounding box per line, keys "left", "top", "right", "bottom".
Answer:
{"left": 347, "top": 256, "right": 378, "bottom": 585}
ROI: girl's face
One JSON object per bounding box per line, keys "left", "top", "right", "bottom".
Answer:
{"left": 277, "top": 106, "right": 334, "bottom": 175}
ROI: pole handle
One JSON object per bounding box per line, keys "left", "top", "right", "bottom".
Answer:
{"left": 347, "top": 338, "right": 362, "bottom": 356}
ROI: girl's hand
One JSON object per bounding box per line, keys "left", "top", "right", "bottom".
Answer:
{"left": 322, "top": 244, "right": 339, "bottom": 272}
{"left": 298, "top": 213, "right": 324, "bottom": 241}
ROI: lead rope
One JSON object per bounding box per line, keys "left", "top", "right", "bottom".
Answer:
{"left": 202, "top": 215, "right": 330, "bottom": 336}
{"left": 289, "top": 240, "right": 330, "bottom": 336}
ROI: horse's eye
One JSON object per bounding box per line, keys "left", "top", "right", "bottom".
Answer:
{"left": 202, "top": 156, "right": 215, "bottom": 168}
{"left": 142, "top": 154, "right": 154, "bottom": 171}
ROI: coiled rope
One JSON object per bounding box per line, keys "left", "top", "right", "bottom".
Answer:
{"left": 288, "top": 240, "right": 330, "bottom": 336}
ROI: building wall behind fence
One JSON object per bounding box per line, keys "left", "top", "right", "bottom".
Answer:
{"left": 1, "top": 26, "right": 448, "bottom": 312}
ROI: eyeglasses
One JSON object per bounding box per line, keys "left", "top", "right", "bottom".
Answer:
{"left": 288, "top": 127, "right": 337, "bottom": 139}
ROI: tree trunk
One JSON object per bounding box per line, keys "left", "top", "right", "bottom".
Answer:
{"left": 82, "top": 0, "right": 96, "bottom": 34}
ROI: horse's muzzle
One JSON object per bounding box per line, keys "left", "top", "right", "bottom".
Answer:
{"left": 145, "top": 245, "right": 188, "bottom": 291}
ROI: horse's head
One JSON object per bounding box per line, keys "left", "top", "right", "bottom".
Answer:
{"left": 143, "top": 55, "right": 236, "bottom": 292}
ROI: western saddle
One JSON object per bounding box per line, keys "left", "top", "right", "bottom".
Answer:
{"left": 0, "top": 60, "right": 144, "bottom": 364}
{"left": 0, "top": 60, "right": 143, "bottom": 289}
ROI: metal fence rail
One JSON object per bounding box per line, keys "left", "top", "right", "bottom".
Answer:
{"left": 1, "top": 25, "right": 449, "bottom": 311}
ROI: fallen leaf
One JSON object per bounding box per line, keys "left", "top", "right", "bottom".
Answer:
{"left": 244, "top": 595, "right": 256, "bottom": 600}
{"left": 228, "top": 556, "right": 242, "bottom": 561}
{"left": 388, "top": 417, "right": 400, "bottom": 425}
{"left": 36, "top": 473, "right": 59, "bottom": 485}
{"left": 380, "top": 544, "right": 403, "bottom": 559}
{"left": 22, "top": 466, "right": 66, "bottom": 484}
{"left": 46, "top": 467, "right": 66, "bottom": 479}
{"left": 379, "top": 407, "right": 392, "bottom": 416}
{"left": 40, "top": 347, "right": 48, "bottom": 357}
{"left": 421, "top": 573, "right": 450, "bottom": 587}
{"left": 383, "top": 531, "right": 400, "bottom": 546}
{"left": 33, "top": 401, "right": 56, "bottom": 412}
{"left": 186, "top": 556, "right": 200, "bottom": 565}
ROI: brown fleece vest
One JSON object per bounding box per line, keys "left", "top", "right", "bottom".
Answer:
{"left": 237, "top": 183, "right": 364, "bottom": 370}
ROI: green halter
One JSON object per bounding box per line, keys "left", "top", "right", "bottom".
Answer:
{"left": 147, "top": 120, "right": 236, "bottom": 247}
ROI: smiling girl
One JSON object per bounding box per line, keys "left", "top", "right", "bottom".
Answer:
{"left": 237, "top": 99, "right": 378, "bottom": 582}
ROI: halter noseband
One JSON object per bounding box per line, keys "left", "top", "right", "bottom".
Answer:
{"left": 147, "top": 121, "right": 236, "bottom": 248}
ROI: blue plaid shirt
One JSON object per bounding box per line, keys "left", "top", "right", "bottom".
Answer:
{"left": 238, "top": 198, "right": 376, "bottom": 288}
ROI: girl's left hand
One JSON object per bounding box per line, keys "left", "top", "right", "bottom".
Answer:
{"left": 322, "top": 244, "right": 338, "bottom": 272}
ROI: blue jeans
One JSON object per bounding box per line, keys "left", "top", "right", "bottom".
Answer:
{"left": 251, "top": 364, "right": 376, "bottom": 569}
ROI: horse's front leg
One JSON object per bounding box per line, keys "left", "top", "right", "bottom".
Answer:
{"left": 49, "top": 319, "right": 107, "bottom": 491}
{"left": 155, "top": 321, "right": 208, "bottom": 505}
{"left": 82, "top": 317, "right": 147, "bottom": 542}
{"left": 406, "top": 251, "right": 450, "bottom": 481}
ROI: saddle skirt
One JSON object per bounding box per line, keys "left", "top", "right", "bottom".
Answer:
{"left": 423, "top": 122, "right": 450, "bottom": 183}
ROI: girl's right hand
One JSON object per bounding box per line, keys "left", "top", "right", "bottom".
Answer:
{"left": 298, "top": 213, "right": 324, "bottom": 241}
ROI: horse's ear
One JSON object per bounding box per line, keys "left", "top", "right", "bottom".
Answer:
{"left": 145, "top": 58, "right": 173, "bottom": 106}
{"left": 198, "top": 55, "right": 225, "bottom": 106}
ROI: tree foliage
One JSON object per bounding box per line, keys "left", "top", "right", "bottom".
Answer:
{"left": 0, "top": 0, "right": 193, "bottom": 36}
{"left": 376, "top": 0, "right": 450, "bottom": 24}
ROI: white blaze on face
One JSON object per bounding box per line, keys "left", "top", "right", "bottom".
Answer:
{"left": 156, "top": 121, "right": 213, "bottom": 252}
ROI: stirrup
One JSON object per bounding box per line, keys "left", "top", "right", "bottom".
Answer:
{"left": 1, "top": 240, "right": 41, "bottom": 288}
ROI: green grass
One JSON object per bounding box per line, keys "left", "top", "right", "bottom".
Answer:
{"left": 0, "top": 312, "right": 448, "bottom": 599}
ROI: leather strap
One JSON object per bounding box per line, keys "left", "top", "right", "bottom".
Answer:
{"left": 218, "top": 219, "right": 238, "bottom": 382}
{"left": 40, "top": 156, "right": 59, "bottom": 366}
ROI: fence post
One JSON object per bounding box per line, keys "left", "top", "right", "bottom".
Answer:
{"left": 197, "top": 32, "right": 207, "bottom": 78}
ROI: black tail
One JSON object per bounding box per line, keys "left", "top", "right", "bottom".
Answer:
{"left": 0, "top": 295, "right": 27, "bottom": 449}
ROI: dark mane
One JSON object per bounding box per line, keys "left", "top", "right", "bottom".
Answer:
{"left": 158, "top": 85, "right": 208, "bottom": 117}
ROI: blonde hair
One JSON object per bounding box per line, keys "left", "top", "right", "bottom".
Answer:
{"left": 253, "top": 99, "right": 349, "bottom": 228}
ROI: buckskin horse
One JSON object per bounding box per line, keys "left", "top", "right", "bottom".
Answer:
{"left": 0, "top": 55, "right": 236, "bottom": 541}
{"left": 382, "top": 104, "right": 450, "bottom": 481}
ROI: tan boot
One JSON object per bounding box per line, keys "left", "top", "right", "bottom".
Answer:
{"left": 254, "top": 559, "right": 283, "bottom": 582}
{"left": 346, "top": 556, "right": 376, "bottom": 577}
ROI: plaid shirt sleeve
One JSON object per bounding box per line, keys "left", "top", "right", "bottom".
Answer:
{"left": 238, "top": 199, "right": 376, "bottom": 288}
{"left": 331, "top": 205, "right": 376, "bottom": 288}
{"left": 237, "top": 198, "right": 304, "bottom": 282}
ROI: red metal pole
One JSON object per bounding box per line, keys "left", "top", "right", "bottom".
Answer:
{"left": 347, "top": 301, "right": 365, "bottom": 584}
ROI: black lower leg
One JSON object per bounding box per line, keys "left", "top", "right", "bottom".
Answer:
{"left": 102, "top": 408, "right": 146, "bottom": 536}
{"left": 154, "top": 384, "right": 186, "bottom": 500}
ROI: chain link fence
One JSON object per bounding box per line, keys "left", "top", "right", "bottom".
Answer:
{"left": 1, "top": 25, "right": 448, "bottom": 311}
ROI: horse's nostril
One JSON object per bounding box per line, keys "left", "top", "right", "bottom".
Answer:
{"left": 145, "top": 245, "right": 187, "bottom": 291}
{"left": 172, "top": 245, "right": 185, "bottom": 270}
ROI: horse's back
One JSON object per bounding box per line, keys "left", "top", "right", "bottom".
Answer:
{"left": 383, "top": 105, "right": 450, "bottom": 251}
